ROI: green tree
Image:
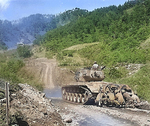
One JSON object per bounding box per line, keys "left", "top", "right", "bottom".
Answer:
{"left": 17, "top": 45, "right": 32, "bottom": 58}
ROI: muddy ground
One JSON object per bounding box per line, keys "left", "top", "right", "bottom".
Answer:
{"left": 44, "top": 88, "right": 150, "bottom": 126}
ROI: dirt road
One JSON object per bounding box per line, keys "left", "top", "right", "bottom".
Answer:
{"left": 53, "top": 99, "right": 136, "bottom": 126}
{"left": 25, "top": 58, "right": 75, "bottom": 88}
{"left": 44, "top": 88, "right": 150, "bottom": 126}
{"left": 25, "top": 58, "right": 58, "bottom": 88}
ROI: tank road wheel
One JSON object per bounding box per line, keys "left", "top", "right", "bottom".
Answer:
{"left": 77, "top": 95, "right": 80, "bottom": 103}
{"left": 81, "top": 95, "right": 86, "bottom": 103}
{"left": 73, "top": 93, "right": 77, "bottom": 102}
{"left": 67, "top": 93, "right": 71, "bottom": 101}
{"left": 66, "top": 93, "right": 69, "bottom": 101}
{"left": 77, "top": 94, "right": 82, "bottom": 103}
{"left": 62, "top": 88, "right": 66, "bottom": 95}
{"left": 65, "top": 92, "right": 68, "bottom": 100}
{"left": 62, "top": 89, "right": 66, "bottom": 99}
{"left": 70, "top": 93, "right": 73, "bottom": 102}
{"left": 84, "top": 93, "right": 89, "bottom": 102}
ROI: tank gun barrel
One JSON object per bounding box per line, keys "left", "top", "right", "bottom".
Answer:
{"left": 101, "top": 66, "right": 106, "bottom": 70}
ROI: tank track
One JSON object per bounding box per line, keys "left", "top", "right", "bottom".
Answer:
{"left": 62, "top": 85, "right": 92, "bottom": 105}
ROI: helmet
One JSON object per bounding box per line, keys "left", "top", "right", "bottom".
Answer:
{"left": 94, "top": 61, "right": 97, "bottom": 64}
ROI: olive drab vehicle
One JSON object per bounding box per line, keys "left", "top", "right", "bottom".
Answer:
{"left": 61, "top": 66, "right": 140, "bottom": 107}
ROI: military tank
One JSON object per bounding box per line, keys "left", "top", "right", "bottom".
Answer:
{"left": 61, "top": 67, "right": 140, "bottom": 107}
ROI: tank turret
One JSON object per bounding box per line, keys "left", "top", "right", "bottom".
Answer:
{"left": 74, "top": 67, "right": 105, "bottom": 82}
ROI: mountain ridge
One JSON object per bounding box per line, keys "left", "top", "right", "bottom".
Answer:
{"left": 0, "top": 14, "right": 55, "bottom": 49}
{"left": 0, "top": 8, "right": 88, "bottom": 49}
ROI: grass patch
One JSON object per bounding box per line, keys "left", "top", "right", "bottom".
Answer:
{"left": 31, "top": 45, "right": 46, "bottom": 58}
{"left": 64, "top": 42, "right": 99, "bottom": 50}
{"left": 140, "top": 36, "right": 150, "bottom": 49}
{"left": 18, "top": 67, "right": 44, "bottom": 91}
{"left": 118, "top": 64, "right": 150, "bottom": 101}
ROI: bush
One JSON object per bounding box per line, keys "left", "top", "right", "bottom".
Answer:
{"left": 108, "top": 67, "right": 122, "bottom": 79}
{"left": 17, "top": 45, "right": 32, "bottom": 58}
{"left": 56, "top": 52, "right": 64, "bottom": 60}
{"left": 0, "top": 59, "right": 24, "bottom": 83}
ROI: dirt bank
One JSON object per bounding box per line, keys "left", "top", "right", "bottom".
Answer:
{"left": 10, "top": 83, "right": 65, "bottom": 126}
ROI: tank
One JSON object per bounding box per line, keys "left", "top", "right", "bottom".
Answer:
{"left": 62, "top": 67, "right": 140, "bottom": 107}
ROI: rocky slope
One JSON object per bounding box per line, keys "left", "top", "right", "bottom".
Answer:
{"left": 9, "top": 84, "right": 65, "bottom": 126}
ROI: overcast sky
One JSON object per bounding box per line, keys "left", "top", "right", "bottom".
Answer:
{"left": 0, "top": 0, "right": 128, "bottom": 21}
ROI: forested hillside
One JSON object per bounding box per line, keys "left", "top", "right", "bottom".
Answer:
{"left": 34, "top": 0, "right": 150, "bottom": 101}
{"left": 54, "top": 8, "right": 88, "bottom": 27}
{"left": 37, "top": 0, "right": 150, "bottom": 65}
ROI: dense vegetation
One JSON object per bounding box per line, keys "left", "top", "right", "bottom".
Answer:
{"left": 33, "top": 0, "right": 150, "bottom": 101}
{"left": 54, "top": 8, "right": 88, "bottom": 27}
{"left": 37, "top": 0, "right": 150, "bottom": 65}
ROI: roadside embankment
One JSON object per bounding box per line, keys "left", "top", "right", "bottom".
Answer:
{"left": 9, "top": 83, "right": 65, "bottom": 126}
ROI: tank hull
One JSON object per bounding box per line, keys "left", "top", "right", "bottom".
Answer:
{"left": 61, "top": 81, "right": 140, "bottom": 107}
{"left": 62, "top": 81, "right": 113, "bottom": 105}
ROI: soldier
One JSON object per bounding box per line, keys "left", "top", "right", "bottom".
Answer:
{"left": 92, "top": 61, "right": 99, "bottom": 70}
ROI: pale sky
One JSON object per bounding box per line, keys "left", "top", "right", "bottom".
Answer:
{"left": 0, "top": 0, "right": 128, "bottom": 21}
